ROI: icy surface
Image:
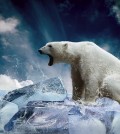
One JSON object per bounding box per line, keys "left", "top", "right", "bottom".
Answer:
{"left": 69, "top": 116, "right": 106, "bottom": 134}
{"left": 3, "top": 77, "right": 67, "bottom": 108}
{"left": 4, "top": 102, "right": 69, "bottom": 134}
{"left": 111, "top": 113, "right": 120, "bottom": 134}
{"left": 3, "top": 98, "right": 120, "bottom": 134}
{"left": 0, "top": 100, "right": 18, "bottom": 132}
{"left": 0, "top": 90, "right": 7, "bottom": 99}
{"left": 1, "top": 78, "right": 120, "bottom": 134}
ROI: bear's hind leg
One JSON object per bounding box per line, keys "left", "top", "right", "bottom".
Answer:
{"left": 100, "top": 74, "right": 120, "bottom": 103}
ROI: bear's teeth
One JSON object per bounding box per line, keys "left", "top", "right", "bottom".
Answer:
{"left": 48, "top": 55, "right": 53, "bottom": 66}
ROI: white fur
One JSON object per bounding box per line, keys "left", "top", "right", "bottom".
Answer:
{"left": 40, "top": 41, "right": 120, "bottom": 104}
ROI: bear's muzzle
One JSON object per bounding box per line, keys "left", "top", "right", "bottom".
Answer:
{"left": 38, "top": 49, "right": 43, "bottom": 54}
{"left": 38, "top": 49, "right": 54, "bottom": 66}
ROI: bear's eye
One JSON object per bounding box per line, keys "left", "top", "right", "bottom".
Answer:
{"left": 48, "top": 45, "right": 52, "bottom": 48}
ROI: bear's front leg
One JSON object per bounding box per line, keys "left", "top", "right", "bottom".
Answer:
{"left": 71, "top": 65, "right": 84, "bottom": 101}
{"left": 83, "top": 76, "right": 99, "bottom": 104}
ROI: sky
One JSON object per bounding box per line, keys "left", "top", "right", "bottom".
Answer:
{"left": 0, "top": 0, "right": 120, "bottom": 93}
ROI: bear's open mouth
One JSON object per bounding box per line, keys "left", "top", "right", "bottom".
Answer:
{"left": 47, "top": 54, "right": 54, "bottom": 66}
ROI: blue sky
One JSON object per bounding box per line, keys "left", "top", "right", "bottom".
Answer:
{"left": 0, "top": 0, "right": 120, "bottom": 93}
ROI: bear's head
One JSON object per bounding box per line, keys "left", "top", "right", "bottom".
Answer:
{"left": 38, "top": 41, "right": 73, "bottom": 66}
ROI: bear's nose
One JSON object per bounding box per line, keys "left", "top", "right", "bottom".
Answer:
{"left": 38, "top": 49, "right": 43, "bottom": 54}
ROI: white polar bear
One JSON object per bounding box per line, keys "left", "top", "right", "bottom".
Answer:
{"left": 39, "top": 41, "right": 120, "bottom": 104}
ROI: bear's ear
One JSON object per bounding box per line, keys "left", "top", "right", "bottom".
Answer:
{"left": 64, "top": 43, "right": 68, "bottom": 49}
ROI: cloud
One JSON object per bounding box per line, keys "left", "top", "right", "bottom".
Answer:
{"left": 0, "top": 74, "right": 33, "bottom": 91}
{"left": 107, "top": 0, "right": 120, "bottom": 24}
{"left": 19, "top": 80, "right": 33, "bottom": 87}
{"left": 2, "top": 55, "right": 11, "bottom": 62}
{"left": 112, "top": 5, "right": 120, "bottom": 23}
{"left": 0, "top": 16, "right": 19, "bottom": 33}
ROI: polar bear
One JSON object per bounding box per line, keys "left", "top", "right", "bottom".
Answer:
{"left": 38, "top": 41, "right": 120, "bottom": 104}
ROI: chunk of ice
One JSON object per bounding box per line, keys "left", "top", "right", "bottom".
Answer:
{"left": 3, "top": 77, "right": 67, "bottom": 108}
{"left": 0, "top": 100, "right": 18, "bottom": 131}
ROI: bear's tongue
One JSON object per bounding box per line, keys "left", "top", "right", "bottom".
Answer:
{"left": 48, "top": 54, "right": 53, "bottom": 66}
